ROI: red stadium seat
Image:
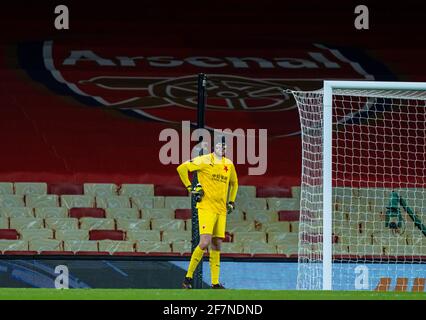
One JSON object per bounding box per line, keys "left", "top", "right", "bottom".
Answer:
{"left": 256, "top": 186, "right": 292, "bottom": 198}
{"left": 0, "top": 229, "right": 19, "bottom": 240}
{"left": 223, "top": 232, "right": 232, "bottom": 243}
{"left": 89, "top": 230, "right": 125, "bottom": 241}
{"left": 278, "top": 210, "right": 299, "bottom": 221}
{"left": 175, "top": 209, "right": 192, "bottom": 220}
{"left": 3, "top": 250, "right": 37, "bottom": 255}
{"left": 252, "top": 253, "right": 287, "bottom": 258}
{"left": 155, "top": 184, "right": 188, "bottom": 196}
{"left": 40, "top": 251, "right": 74, "bottom": 255}
{"left": 69, "top": 208, "right": 105, "bottom": 219}
{"left": 75, "top": 251, "right": 109, "bottom": 256}
{"left": 221, "top": 253, "right": 252, "bottom": 258}
{"left": 49, "top": 183, "right": 84, "bottom": 195}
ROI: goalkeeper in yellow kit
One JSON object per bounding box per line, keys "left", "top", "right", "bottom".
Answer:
{"left": 177, "top": 138, "right": 238, "bottom": 289}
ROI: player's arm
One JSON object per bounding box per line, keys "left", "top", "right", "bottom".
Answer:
{"left": 227, "top": 164, "right": 239, "bottom": 212}
{"left": 176, "top": 157, "right": 206, "bottom": 192}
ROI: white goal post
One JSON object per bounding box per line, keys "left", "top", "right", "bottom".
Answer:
{"left": 292, "top": 81, "right": 426, "bottom": 291}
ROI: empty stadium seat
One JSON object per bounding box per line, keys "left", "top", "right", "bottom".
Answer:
{"left": 276, "top": 244, "right": 299, "bottom": 257}
{"left": 333, "top": 221, "right": 361, "bottom": 237}
{"left": 142, "top": 208, "right": 175, "bottom": 220}
{"left": 126, "top": 230, "right": 161, "bottom": 242}
{"left": 235, "top": 186, "right": 256, "bottom": 199}
{"left": 84, "top": 183, "right": 118, "bottom": 197}
{"left": 244, "top": 242, "right": 277, "bottom": 255}
{"left": 26, "top": 195, "right": 59, "bottom": 208}
{"left": 20, "top": 229, "right": 53, "bottom": 241}
{"left": 119, "top": 184, "right": 154, "bottom": 197}
{"left": 267, "top": 198, "right": 299, "bottom": 211}
{"left": 135, "top": 240, "right": 171, "bottom": 253}
{"left": 164, "top": 197, "right": 191, "bottom": 210}
{"left": 256, "top": 186, "right": 292, "bottom": 198}
{"left": 333, "top": 211, "right": 350, "bottom": 223}
{"left": 291, "top": 186, "right": 301, "bottom": 199}
{"left": 268, "top": 232, "right": 298, "bottom": 245}
{"left": 34, "top": 207, "right": 68, "bottom": 218}
{"left": 98, "top": 240, "right": 134, "bottom": 254}
{"left": 221, "top": 242, "right": 244, "bottom": 254}
{"left": 406, "top": 233, "right": 426, "bottom": 247}
{"left": 29, "top": 239, "right": 62, "bottom": 252}
{"left": 385, "top": 245, "right": 419, "bottom": 256}
{"left": 0, "top": 218, "right": 9, "bottom": 229}
{"left": 0, "top": 207, "right": 34, "bottom": 218}
{"left": 339, "top": 235, "right": 371, "bottom": 246}
{"left": 45, "top": 218, "right": 79, "bottom": 230}
{"left": 184, "top": 219, "right": 193, "bottom": 231}
{"left": 278, "top": 210, "right": 299, "bottom": 221}
{"left": 116, "top": 218, "right": 150, "bottom": 231}
{"left": 0, "top": 240, "right": 27, "bottom": 252}
{"left": 89, "top": 230, "right": 125, "bottom": 241}
{"left": 264, "top": 222, "right": 290, "bottom": 233}
{"left": 55, "top": 229, "right": 89, "bottom": 241}
{"left": 10, "top": 217, "right": 43, "bottom": 230}
{"left": 69, "top": 208, "right": 106, "bottom": 219}
{"left": 349, "top": 244, "right": 383, "bottom": 256}
{"left": 61, "top": 195, "right": 95, "bottom": 209}
{"left": 79, "top": 218, "right": 115, "bottom": 230}
{"left": 162, "top": 231, "right": 191, "bottom": 243}
{"left": 0, "top": 195, "right": 25, "bottom": 207}
{"left": 290, "top": 222, "right": 299, "bottom": 233}
{"left": 360, "top": 221, "right": 385, "bottom": 235}
{"left": 96, "top": 196, "right": 131, "bottom": 209}
{"left": 236, "top": 198, "right": 267, "bottom": 211}
{"left": 245, "top": 210, "right": 278, "bottom": 223}
{"left": 0, "top": 183, "right": 13, "bottom": 195}
{"left": 131, "top": 196, "right": 161, "bottom": 209}
{"left": 49, "top": 182, "right": 84, "bottom": 195}
{"left": 333, "top": 244, "right": 350, "bottom": 255}
{"left": 0, "top": 229, "right": 19, "bottom": 239}
{"left": 172, "top": 241, "right": 191, "bottom": 254}
{"left": 155, "top": 184, "right": 188, "bottom": 196}
{"left": 105, "top": 208, "right": 140, "bottom": 220}
{"left": 233, "top": 231, "right": 267, "bottom": 243}
{"left": 174, "top": 209, "right": 191, "bottom": 220}
{"left": 226, "top": 209, "right": 245, "bottom": 222}
{"left": 14, "top": 183, "right": 47, "bottom": 195}
{"left": 63, "top": 240, "right": 98, "bottom": 253}
{"left": 226, "top": 221, "right": 255, "bottom": 233}
{"left": 151, "top": 219, "right": 185, "bottom": 231}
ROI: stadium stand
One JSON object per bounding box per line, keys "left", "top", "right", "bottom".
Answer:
{"left": 0, "top": 181, "right": 422, "bottom": 263}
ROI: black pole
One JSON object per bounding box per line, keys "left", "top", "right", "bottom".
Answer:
{"left": 192, "top": 73, "right": 207, "bottom": 289}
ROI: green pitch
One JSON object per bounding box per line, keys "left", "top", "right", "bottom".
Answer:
{"left": 0, "top": 288, "right": 423, "bottom": 300}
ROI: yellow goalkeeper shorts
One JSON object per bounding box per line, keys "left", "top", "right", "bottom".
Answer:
{"left": 198, "top": 209, "right": 226, "bottom": 238}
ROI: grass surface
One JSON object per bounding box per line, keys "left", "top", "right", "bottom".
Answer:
{"left": 0, "top": 288, "right": 423, "bottom": 300}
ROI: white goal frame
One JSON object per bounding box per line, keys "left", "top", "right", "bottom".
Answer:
{"left": 322, "top": 80, "right": 426, "bottom": 290}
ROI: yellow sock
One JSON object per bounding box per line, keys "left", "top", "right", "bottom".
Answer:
{"left": 209, "top": 249, "right": 221, "bottom": 285}
{"left": 186, "top": 246, "right": 205, "bottom": 279}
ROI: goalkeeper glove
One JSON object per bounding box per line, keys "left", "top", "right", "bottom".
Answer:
{"left": 189, "top": 183, "right": 204, "bottom": 202}
{"left": 227, "top": 201, "right": 235, "bottom": 214}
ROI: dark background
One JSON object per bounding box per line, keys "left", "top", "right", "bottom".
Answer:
{"left": 1, "top": 0, "right": 426, "bottom": 49}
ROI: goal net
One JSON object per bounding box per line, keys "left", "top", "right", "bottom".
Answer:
{"left": 291, "top": 81, "right": 426, "bottom": 291}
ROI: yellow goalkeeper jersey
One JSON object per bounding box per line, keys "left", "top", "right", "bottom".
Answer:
{"left": 177, "top": 153, "right": 238, "bottom": 215}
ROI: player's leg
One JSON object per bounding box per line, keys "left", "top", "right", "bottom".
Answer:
{"left": 210, "top": 214, "right": 226, "bottom": 288}
{"left": 182, "top": 209, "right": 215, "bottom": 288}
{"left": 185, "top": 233, "right": 211, "bottom": 280}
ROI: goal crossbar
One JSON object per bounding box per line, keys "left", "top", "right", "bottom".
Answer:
{"left": 322, "top": 80, "right": 426, "bottom": 290}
